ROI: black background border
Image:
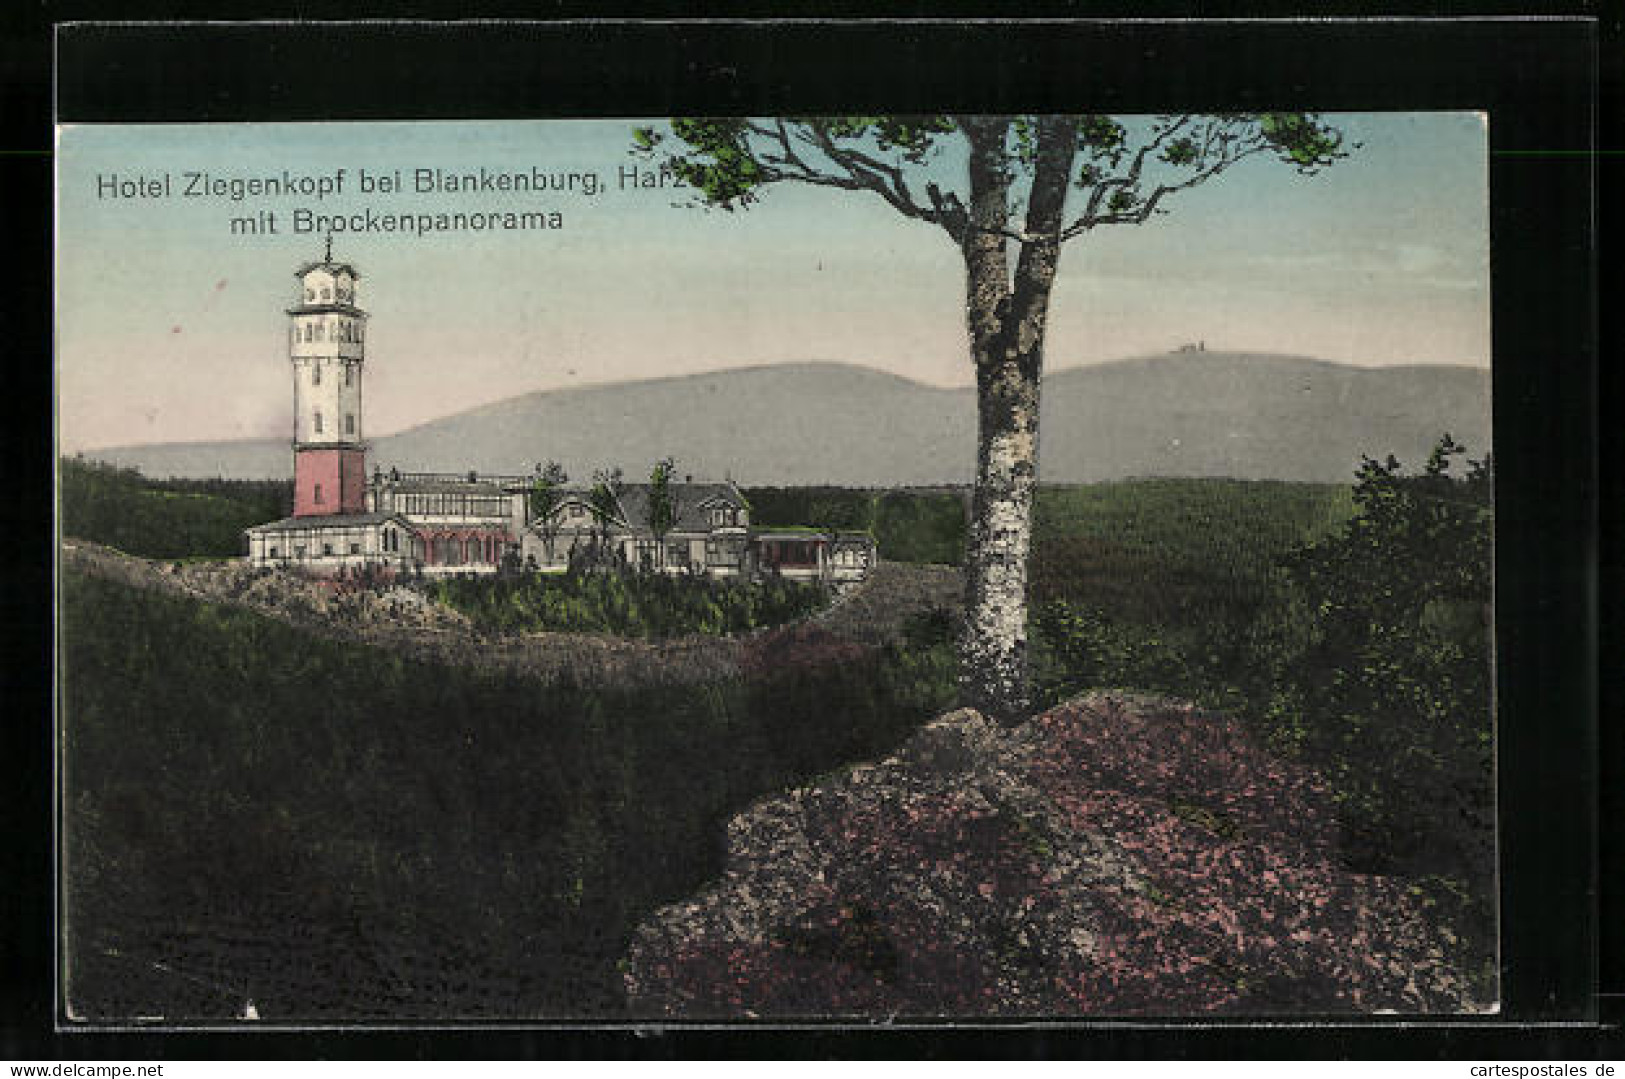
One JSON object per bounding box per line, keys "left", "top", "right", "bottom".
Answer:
{"left": 4, "top": 10, "right": 1614, "bottom": 1060}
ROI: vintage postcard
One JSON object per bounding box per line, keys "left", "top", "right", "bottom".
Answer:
{"left": 55, "top": 114, "right": 1495, "bottom": 1024}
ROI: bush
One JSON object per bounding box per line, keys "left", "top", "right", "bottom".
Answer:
{"left": 1267, "top": 436, "right": 1493, "bottom": 888}
{"left": 429, "top": 569, "right": 828, "bottom": 639}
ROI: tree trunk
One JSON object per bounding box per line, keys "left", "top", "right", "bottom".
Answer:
{"left": 957, "top": 117, "right": 1077, "bottom": 724}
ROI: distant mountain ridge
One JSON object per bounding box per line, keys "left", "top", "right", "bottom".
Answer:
{"left": 79, "top": 354, "right": 1492, "bottom": 486}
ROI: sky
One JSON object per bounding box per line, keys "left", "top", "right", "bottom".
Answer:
{"left": 55, "top": 114, "right": 1489, "bottom": 453}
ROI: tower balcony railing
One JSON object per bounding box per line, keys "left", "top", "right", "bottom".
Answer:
{"left": 376, "top": 469, "right": 534, "bottom": 486}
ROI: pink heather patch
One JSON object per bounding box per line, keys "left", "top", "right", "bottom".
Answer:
{"left": 625, "top": 693, "right": 1476, "bottom": 1019}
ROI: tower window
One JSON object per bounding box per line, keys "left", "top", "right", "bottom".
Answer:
{"left": 344, "top": 366, "right": 354, "bottom": 386}
{"left": 313, "top": 411, "right": 323, "bottom": 434}
{"left": 312, "top": 363, "right": 321, "bottom": 386}
{"left": 314, "top": 483, "right": 325, "bottom": 503}
{"left": 345, "top": 413, "right": 355, "bottom": 435}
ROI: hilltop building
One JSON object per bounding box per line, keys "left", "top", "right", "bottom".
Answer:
{"left": 245, "top": 255, "right": 874, "bottom": 583}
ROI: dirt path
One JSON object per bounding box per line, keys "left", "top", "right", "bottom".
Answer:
{"left": 60, "top": 540, "right": 962, "bottom": 687}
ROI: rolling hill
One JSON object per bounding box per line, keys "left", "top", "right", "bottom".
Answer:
{"left": 79, "top": 354, "right": 1492, "bottom": 486}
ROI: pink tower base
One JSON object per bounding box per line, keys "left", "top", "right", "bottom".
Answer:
{"left": 294, "top": 447, "right": 367, "bottom": 516}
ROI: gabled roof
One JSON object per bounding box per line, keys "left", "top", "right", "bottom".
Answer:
{"left": 611, "top": 481, "right": 747, "bottom": 533}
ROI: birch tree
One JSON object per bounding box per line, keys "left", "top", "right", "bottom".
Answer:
{"left": 634, "top": 114, "right": 1347, "bottom": 720}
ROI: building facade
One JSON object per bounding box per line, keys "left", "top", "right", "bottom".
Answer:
{"left": 246, "top": 256, "right": 875, "bottom": 584}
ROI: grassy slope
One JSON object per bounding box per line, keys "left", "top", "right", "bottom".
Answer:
{"left": 60, "top": 568, "right": 954, "bottom": 1020}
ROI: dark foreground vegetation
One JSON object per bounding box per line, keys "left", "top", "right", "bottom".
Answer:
{"left": 59, "top": 438, "right": 1494, "bottom": 1016}
{"left": 60, "top": 569, "right": 955, "bottom": 1019}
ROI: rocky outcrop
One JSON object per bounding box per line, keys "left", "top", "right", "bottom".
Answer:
{"left": 59, "top": 540, "right": 739, "bottom": 687}
{"left": 624, "top": 693, "right": 1483, "bottom": 1018}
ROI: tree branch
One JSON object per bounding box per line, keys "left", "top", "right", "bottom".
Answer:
{"left": 1060, "top": 118, "right": 1270, "bottom": 240}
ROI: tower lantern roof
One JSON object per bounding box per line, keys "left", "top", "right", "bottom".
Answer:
{"left": 295, "top": 259, "right": 361, "bottom": 280}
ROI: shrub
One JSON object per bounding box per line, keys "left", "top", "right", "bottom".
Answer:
{"left": 430, "top": 569, "right": 828, "bottom": 639}
{"left": 1267, "top": 436, "right": 1493, "bottom": 888}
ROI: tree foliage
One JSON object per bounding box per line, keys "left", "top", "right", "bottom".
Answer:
{"left": 648, "top": 456, "right": 680, "bottom": 545}
{"left": 527, "top": 460, "right": 570, "bottom": 558}
{"left": 1269, "top": 436, "right": 1494, "bottom": 883}
{"left": 633, "top": 114, "right": 1346, "bottom": 238}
